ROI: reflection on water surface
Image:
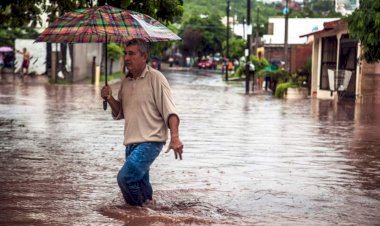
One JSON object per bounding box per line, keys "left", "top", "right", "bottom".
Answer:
{"left": 0, "top": 71, "right": 379, "bottom": 225}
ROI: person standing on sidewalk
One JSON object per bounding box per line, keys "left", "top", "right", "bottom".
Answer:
{"left": 100, "top": 38, "right": 183, "bottom": 207}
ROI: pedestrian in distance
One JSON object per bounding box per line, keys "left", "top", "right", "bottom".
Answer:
{"left": 0, "top": 53, "right": 4, "bottom": 70}
{"left": 100, "top": 38, "right": 184, "bottom": 207}
{"left": 16, "top": 48, "right": 30, "bottom": 77}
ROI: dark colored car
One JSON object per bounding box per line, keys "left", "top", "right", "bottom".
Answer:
{"left": 197, "top": 60, "right": 217, "bottom": 70}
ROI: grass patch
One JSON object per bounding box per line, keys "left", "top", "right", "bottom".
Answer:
{"left": 100, "top": 71, "right": 123, "bottom": 82}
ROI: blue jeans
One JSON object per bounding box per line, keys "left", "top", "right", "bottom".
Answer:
{"left": 117, "top": 142, "right": 163, "bottom": 206}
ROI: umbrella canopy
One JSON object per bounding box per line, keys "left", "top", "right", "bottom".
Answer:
{"left": 35, "top": 5, "right": 181, "bottom": 43}
{"left": 0, "top": 46, "right": 13, "bottom": 52}
{"left": 36, "top": 5, "right": 180, "bottom": 110}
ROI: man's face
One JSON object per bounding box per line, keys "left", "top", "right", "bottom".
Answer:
{"left": 124, "top": 44, "right": 147, "bottom": 74}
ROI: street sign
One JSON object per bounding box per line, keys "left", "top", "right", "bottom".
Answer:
{"left": 282, "top": 7, "right": 289, "bottom": 15}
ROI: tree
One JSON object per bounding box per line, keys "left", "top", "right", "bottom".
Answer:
{"left": 345, "top": 0, "right": 380, "bottom": 63}
{"left": 107, "top": 43, "right": 123, "bottom": 75}
{"left": 0, "top": 0, "right": 44, "bottom": 46}
{"left": 222, "top": 37, "right": 245, "bottom": 59}
{"left": 97, "top": 0, "right": 183, "bottom": 24}
{"left": 310, "top": 0, "right": 335, "bottom": 16}
{"left": 0, "top": 0, "right": 43, "bottom": 28}
{"left": 178, "top": 14, "right": 225, "bottom": 61}
{"left": 1, "top": 0, "right": 183, "bottom": 28}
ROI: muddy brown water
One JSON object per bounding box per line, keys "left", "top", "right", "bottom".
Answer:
{"left": 0, "top": 71, "right": 379, "bottom": 225}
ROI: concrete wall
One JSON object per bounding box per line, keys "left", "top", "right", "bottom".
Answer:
{"left": 73, "top": 43, "right": 102, "bottom": 82}
{"left": 359, "top": 60, "right": 380, "bottom": 104}
{"left": 72, "top": 43, "right": 122, "bottom": 82}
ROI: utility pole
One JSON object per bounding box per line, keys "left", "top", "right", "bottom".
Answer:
{"left": 225, "top": 0, "right": 230, "bottom": 82}
{"left": 255, "top": 7, "right": 260, "bottom": 57}
{"left": 245, "top": 0, "right": 252, "bottom": 94}
{"left": 284, "top": 0, "right": 289, "bottom": 71}
{"left": 242, "top": 16, "right": 246, "bottom": 40}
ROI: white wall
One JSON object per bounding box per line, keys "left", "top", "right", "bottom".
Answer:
{"left": 263, "top": 17, "right": 339, "bottom": 45}
{"left": 15, "top": 39, "right": 47, "bottom": 75}
{"left": 73, "top": 43, "right": 102, "bottom": 82}
{"left": 73, "top": 43, "right": 122, "bottom": 82}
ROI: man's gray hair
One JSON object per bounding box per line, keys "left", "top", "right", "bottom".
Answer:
{"left": 126, "top": 38, "right": 150, "bottom": 57}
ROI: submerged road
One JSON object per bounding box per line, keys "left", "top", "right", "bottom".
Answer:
{"left": 0, "top": 70, "right": 379, "bottom": 225}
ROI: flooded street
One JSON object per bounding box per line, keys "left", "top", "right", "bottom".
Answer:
{"left": 1, "top": 71, "right": 379, "bottom": 225}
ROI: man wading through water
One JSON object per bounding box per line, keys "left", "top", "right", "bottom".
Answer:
{"left": 101, "top": 38, "right": 183, "bottom": 206}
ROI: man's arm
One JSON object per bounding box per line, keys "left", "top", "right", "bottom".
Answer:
{"left": 107, "top": 95, "right": 122, "bottom": 117}
{"left": 166, "top": 114, "right": 183, "bottom": 160}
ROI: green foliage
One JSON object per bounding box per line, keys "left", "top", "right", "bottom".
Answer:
{"left": 234, "top": 65, "right": 244, "bottom": 78}
{"left": 275, "top": 82, "right": 289, "bottom": 98}
{"left": 274, "top": 71, "right": 310, "bottom": 98}
{"left": 178, "top": 14, "right": 225, "bottom": 58}
{"left": 250, "top": 55, "right": 269, "bottom": 73}
{"left": 98, "top": 0, "right": 184, "bottom": 24}
{"left": 256, "top": 68, "right": 290, "bottom": 81}
{"left": 43, "top": 0, "right": 90, "bottom": 21}
{"left": 0, "top": 28, "right": 40, "bottom": 47}
{"left": 1, "top": 0, "right": 183, "bottom": 30}
{"left": 275, "top": 82, "right": 297, "bottom": 98}
{"left": 234, "top": 55, "right": 270, "bottom": 78}
{"left": 0, "top": 0, "right": 43, "bottom": 28}
{"left": 183, "top": 0, "right": 340, "bottom": 37}
{"left": 222, "top": 37, "right": 245, "bottom": 59}
{"left": 345, "top": 0, "right": 380, "bottom": 63}
{"left": 183, "top": 0, "right": 281, "bottom": 36}
{"left": 0, "top": 0, "right": 44, "bottom": 46}
{"left": 100, "top": 71, "right": 122, "bottom": 82}
{"left": 309, "top": 0, "right": 335, "bottom": 16}
{"left": 107, "top": 43, "right": 123, "bottom": 60}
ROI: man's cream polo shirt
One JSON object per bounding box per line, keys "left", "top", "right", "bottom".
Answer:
{"left": 113, "top": 65, "right": 179, "bottom": 146}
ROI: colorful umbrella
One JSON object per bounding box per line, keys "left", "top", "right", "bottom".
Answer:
{"left": 0, "top": 46, "right": 13, "bottom": 52}
{"left": 35, "top": 5, "right": 181, "bottom": 43}
{"left": 36, "top": 4, "right": 181, "bottom": 109}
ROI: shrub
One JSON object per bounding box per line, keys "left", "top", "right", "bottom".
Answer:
{"left": 234, "top": 56, "right": 270, "bottom": 78}
{"left": 274, "top": 82, "right": 298, "bottom": 98}
{"left": 256, "top": 68, "right": 290, "bottom": 81}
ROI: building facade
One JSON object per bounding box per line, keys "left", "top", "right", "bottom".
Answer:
{"left": 301, "top": 19, "right": 380, "bottom": 104}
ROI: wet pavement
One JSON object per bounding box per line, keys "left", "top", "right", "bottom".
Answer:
{"left": 0, "top": 70, "right": 379, "bottom": 225}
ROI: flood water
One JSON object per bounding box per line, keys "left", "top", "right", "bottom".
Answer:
{"left": 0, "top": 71, "right": 379, "bottom": 225}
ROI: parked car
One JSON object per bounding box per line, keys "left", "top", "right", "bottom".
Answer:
{"left": 197, "top": 60, "right": 217, "bottom": 70}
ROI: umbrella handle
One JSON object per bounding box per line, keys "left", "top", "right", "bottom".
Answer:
{"left": 103, "top": 99, "right": 107, "bottom": 110}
